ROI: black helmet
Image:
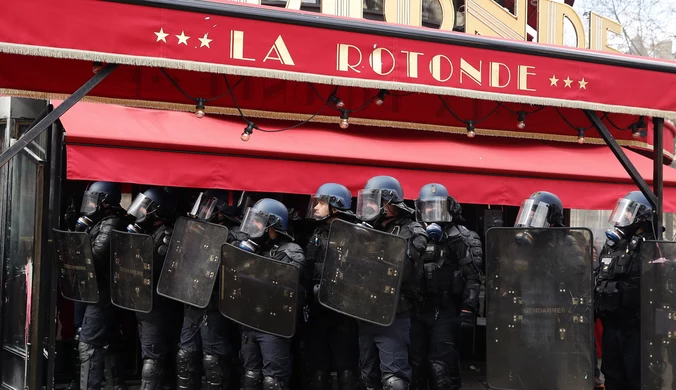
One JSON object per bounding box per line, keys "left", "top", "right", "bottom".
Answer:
{"left": 191, "top": 189, "right": 241, "bottom": 223}
{"left": 357, "top": 176, "right": 410, "bottom": 221}
{"left": 80, "top": 181, "right": 122, "bottom": 216}
{"left": 126, "top": 187, "right": 177, "bottom": 233}
{"left": 240, "top": 198, "right": 292, "bottom": 239}
{"left": 608, "top": 191, "right": 653, "bottom": 227}
{"left": 514, "top": 191, "right": 564, "bottom": 228}
{"left": 307, "top": 183, "right": 353, "bottom": 220}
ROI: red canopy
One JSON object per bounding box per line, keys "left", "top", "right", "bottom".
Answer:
{"left": 59, "top": 101, "right": 676, "bottom": 211}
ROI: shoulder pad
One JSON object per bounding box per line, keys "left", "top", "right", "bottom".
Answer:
{"left": 407, "top": 221, "right": 427, "bottom": 237}
{"left": 446, "top": 225, "right": 462, "bottom": 237}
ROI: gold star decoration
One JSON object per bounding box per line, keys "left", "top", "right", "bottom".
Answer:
{"left": 578, "top": 78, "right": 588, "bottom": 90}
{"left": 549, "top": 75, "right": 559, "bottom": 87}
{"left": 176, "top": 31, "right": 190, "bottom": 45}
{"left": 563, "top": 77, "right": 573, "bottom": 88}
{"left": 198, "top": 33, "right": 213, "bottom": 48}
{"left": 154, "top": 28, "right": 169, "bottom": 43}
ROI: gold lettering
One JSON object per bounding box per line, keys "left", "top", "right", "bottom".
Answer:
{"left": 537, "top": 0, "right": 585, "bottom": 48}
{"left": 263, "top": 36, "right": 295, "bottom": 66}
{"left": 460, "top": 59, "right": 482, "bottom": 85}
{"left": 369, "top": 47, "right": 396, "bottom": 76}
{"left": 230, "top": 30, "right": 255, "bottom": 62}
{"left": 401, "top": 50, "right": 424, "bottom": 78}
{"left": 588, "top": 12, "right": 622, "bottom": 53}
{"left": 336, "top": 44, "right": 362, "bottom": 73}
{"left": 429, "top": 54, "right": 454, "bottom": 82}
{"left": 465, "top": 0, "right": 528, "bottom": 40}
{"left": 518, "top": 65, "right": 536, "bottom": 91}
{"left": 321, "top": 0, "right": 363, "bottom": 18}
{"left": 489, "top": 62, "right": 510, "bottom": 88}
{"left": 383, "top": 0, "right": 423, "bottom": 27}
{"left": 437, "top": 0, "right": 456, "bottom": 31}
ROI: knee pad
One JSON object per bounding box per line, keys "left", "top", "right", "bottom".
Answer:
{"left": 306, "top": 370, "right": 332, "bottom": 390}
{"left": 176, "top": 349, "right": 199, "bottom": 390}
{"left": 202, "top": 353, "right": 228, "bottom": 388}
{"left": 241, "top": 370, "right": 262, "bottom": 389}
{"left": 382, "top": 375, "right": 409, "bottom": 390}
{"left": 336, "top": 370, "right": 357, "bottom": 390}
{"left": 429, "top": 361, "right": 455, "bottom": 390}
{"left": 262, "top": 376, "right": 287, "bottom": 390}
{"left": 141, "top": 359, "right": 163, "bottom": 379}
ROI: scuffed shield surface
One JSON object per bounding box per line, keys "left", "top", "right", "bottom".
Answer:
{"left": 157, "top": 217, "right": 229, "bottom": 308}
{"left": 110, "top": 230, "right": 154, "bottom": 313}
{"left": 52, "top": 229, "right": 99, "bottom": 303}
{"left": 485, "top": 227, "right": 594, "bottom": 390}
{"left": 219, "top": 244, "right": 300, "bottom": 338}
{"left": 318, "top": 219, "right": 407, "bottom": 326}
{"left": 640, "top": 240, "right": 676, "bottom": 390}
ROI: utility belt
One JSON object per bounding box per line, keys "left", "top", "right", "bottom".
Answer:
{"left": 413, "top": 291, "right": 455, "bottom": 311}
{"left": 595, "top": 278, "right": 640, "bottom": 317}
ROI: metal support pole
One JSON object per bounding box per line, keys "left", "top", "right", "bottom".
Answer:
{"left": 653, "top": 117, "right": 664, "bottom": 239}
{"left": 583, "top": 110, "right": 658, "bottom": 207}
{"left": 0, "top": 63, "right": 118, "bottom": 168}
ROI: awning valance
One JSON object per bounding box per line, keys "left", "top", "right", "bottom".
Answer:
{"left": 59, "top": 101, "right": 676, "bottom": 212}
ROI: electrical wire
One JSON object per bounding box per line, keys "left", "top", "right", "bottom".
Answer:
{"left": 161, "top": 68, "right": 244, "bottom": 103}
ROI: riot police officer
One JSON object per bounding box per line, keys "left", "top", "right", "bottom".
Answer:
{"left": 176, "top": 189, "right": 240, "bottom": 390}
{"left": 355, "top": 176, "right": 428, "bottom": 390}
{"left": 410, "top": 184, "right": 482, "bottom": 390}
{"left": 595, "top": 191, "right": 654, "bottom": 390}
{"left": 235, "top": 198, "right": 309, "bottom": 390}
{"left": 125, "top": 187, "right": 179, "bottom": 389}
{"left": 303, "top": 183, "right": 359, "bottom": 390}
{"left": 77, "top": 182, "right": 129, "bottom": 390}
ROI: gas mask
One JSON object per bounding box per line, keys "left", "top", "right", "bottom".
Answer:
{"left": 238, "top": 239, "right": 259, "bottom": 253}
{"left": 605, "top": 226, "right": 635, "bottom": 243}
{"left": 426, "top": 223, "right": 443, "bottom": 242}
{"left": 75, "top": 215, "right": 96, "bottom": 232}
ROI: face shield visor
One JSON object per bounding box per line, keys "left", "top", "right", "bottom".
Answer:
{"left": 306, "top": 195, "right": 332, "bottom": 220}
{"left": 239, "top": 207, "right": 281, "bottom": 238}
{"left": 127, "top": 193, "right": 158, "bottom": 223}
{"left": 80, "top": 192, "right": 105, "bottom": 216}
{"left": 196, "top": 195, "right": 228, "bottom": 222}
{"left": 608, "top": 198, "right": 642, "bottom": 227}
{"left": 514, "top": 199, "right": 550, "bottom": 228}
{"left": 356, "top": 189, "right": 383, "bottom": 222}
{"left": 414, "top": 197, "right": 452, "bottom": 223}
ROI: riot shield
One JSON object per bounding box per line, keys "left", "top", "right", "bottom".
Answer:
{"left": 110, "top": 230, "right": 154, "bottom": 313}
{"left": 157, "top": 217, "right": 229, "bottom": 308}
{"left": 52, "top": 229, "right": 99, "bottom": 303}
{"left": 219, "top": 244, "right": 300, "bottom": 338}
{"left": 318, "top": 219, "right": 407, "bottom": 326}
{"left": 485, "top": 227, "right": 594, "bottom": 390}
{"left": 640, "top": 240, "right": 676, "bottom": 390}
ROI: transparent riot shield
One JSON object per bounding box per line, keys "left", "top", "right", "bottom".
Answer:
{"left": 52, "top": 229, "right": 100, "bottom": 303}
{"left": 110, "top": 230, "right": 154, "bottom": 313}
{"left": 157, "top": 217, "right": 229, "bottom": 308}
{"left": 318, "top": 219, "right": 407, "bottom": 326}
{"left": 640, "top": 240, "right": 676, "bottom": 390}
{"left": 485, "top": 227, "right": 594, "bottom": 390}
{"left": 219, "top": 244, "right": 300, "bottom": 338}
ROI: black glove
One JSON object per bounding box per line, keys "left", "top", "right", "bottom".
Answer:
{"left": 459, "top": 310, "right": 475, "bottom": 329}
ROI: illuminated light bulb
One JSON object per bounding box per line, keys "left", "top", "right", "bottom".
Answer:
{"left": 195, "top": 98, "right": 206, "bottom": 118}
{"left": 339, "top": 110, "right": 350, "bottom": 129}
{"left": 241, "top": 122, "right": 255, "bottom": 142}
{"left": 577, "top": 128, "right": 585, "bottom": 144}
{"left": 466, "top": 121, "right": 476, "bottom": 138}
{"left": 517, "top": 112, "right": 526, "bottom": 129}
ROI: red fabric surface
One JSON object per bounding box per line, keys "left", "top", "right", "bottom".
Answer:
{"left": 595, "top": 319, "right": 603, "bottom": 358}
{"left": 61, "top": 101, "right": 676, "bottom": 211}
{"left": 0, "top": 0, "right": 675, "bottom": 117}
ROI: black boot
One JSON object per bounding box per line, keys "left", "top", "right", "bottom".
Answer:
{"left": 306, "top": 370, "right": 332, "bottom": 390}
{"left": 336, "top": 370, "right": 357, "bottom": 390}
{"left": 67, "top": 327, "right": 82, "bottom": 390}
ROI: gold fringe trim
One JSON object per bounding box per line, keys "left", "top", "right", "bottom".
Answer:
{"left": 1, "top": 42, "right": 676, "bottom": 118}
{"left": 1, "top": 87, "right": 672, "bottom": 160}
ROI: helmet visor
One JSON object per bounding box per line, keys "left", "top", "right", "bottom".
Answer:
{"left": 356, "top": 189, "right": 382, "bottom": 221}
{"left": 80, "top": 192, "right": 104, "bottom": 214}
{"left": 306, "top": 195, "right": 331, "bottom": 220}
{"left": 127, "top": 193, "right": 156, "bottom": 222}
{"left": 197, "top": 195, "right": 228, "bottom": 221}
{"left": 608, "top": 198, "right": 641, "bottom": 227}
{"left": 514, "top": 199, "right": 550, "bottom": 228}
{"left": 240, "top": 207, "right": 279, "bottom": 238}
{"left": 415, "top": 197, "right": 452, "bottom": 223}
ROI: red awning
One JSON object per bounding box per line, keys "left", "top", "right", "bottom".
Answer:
{"left": 59, "top": 101, "right": 676, "bottom": 212}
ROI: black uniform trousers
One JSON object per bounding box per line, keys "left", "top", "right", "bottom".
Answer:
{"left": 304, "top": 304, "right": 359, "bottom": 373}
{"left": 359, "top": 313, "right": 412, "bottom": 385}
{"left": 410, "top": 304, "right": 460, "bottom": 388}
{"left": 600, "top": 317, "right": 640, "bottom": 390}
{"left": 241, "top": 328, "right": 293, "bottom": 383}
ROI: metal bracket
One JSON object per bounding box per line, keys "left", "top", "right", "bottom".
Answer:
{"left": 583, "top": 110, "right": 658, "bottom": 207}
{"left": 0, "top": 63, "right": 118, "bottom": 168}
